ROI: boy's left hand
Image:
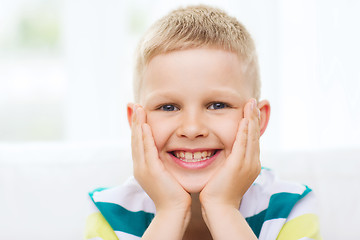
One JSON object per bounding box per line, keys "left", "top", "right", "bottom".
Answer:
{"left": 199, "top": 98, "right": 261, "bottom": 210}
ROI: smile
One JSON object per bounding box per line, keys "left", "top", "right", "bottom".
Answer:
{"left": 170, "top": 150, "right": 218, "bottom": 163}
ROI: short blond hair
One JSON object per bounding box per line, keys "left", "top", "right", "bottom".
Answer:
{"left": 133, "top": 5, "right": 260, "bottom": 102}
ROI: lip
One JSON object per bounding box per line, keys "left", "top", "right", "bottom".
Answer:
{"left": 168, "top": 149, "right": 221, "bottom": 170}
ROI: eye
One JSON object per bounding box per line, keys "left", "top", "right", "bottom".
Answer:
{"left": 208, "top": 102, "right": 228, "bottom": 110}
{"left": 159, "top": 104, "right": 179, "bottom": 111}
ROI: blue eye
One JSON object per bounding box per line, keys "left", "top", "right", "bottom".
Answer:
{"left": 208, "top": 102, "right": 228, "bottom": 110}
{"left": 160, "top": 104, "right": 179, "bottom": 111}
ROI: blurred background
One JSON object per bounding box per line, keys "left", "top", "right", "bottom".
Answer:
{"left": 0, "top": 0, "right": 359, "bottom": 239}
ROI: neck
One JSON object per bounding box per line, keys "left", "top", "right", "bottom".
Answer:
{"left": 183, "top": 193, "right": 212, "bottom": 240}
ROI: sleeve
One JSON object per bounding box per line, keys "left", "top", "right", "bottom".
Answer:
{"left": 83, "top": 195, "right": 119, "bottom": 240}
{"left": 276, "top": 191, "right": 322, "bottom": 240}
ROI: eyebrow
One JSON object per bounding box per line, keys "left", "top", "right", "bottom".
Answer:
{"left": 207, "top": 88, "right": 245, "bottom": 99}
{"left": 144, "top": 88, "right": 245, "bottom": 103}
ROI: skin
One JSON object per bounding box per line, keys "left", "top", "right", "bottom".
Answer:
{"left": 127, "top": 48, "right": 270, "bottom": 240}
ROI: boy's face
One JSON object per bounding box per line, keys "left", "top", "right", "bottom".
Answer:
{"left": 139, "top": 48, "right": 252, "bottom": 193}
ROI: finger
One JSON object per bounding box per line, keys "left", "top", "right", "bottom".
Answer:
{"left": 244, "top": 99, "right": 261, "bottom": 169}
{"left": 131, "top": 103, "right": 139, "bottom": 125}
{"left": 244, "top": 98, "right": 261, "bottom": 140}
{"left": 246, "top": 118, "right": 260, "bottom": 162}
{"left": 131, "top": 104, "right": 141, "bottom": 148}
{"left": 135, "top": 106, "right": 147, "bottom": 163}
{"left": 142, "top": 123, "right": 164, "bottom": 169}
{"left": 244, "top": 98, "right": 259, "bottom": 122}
{"left": 225, "top": 99, "right": 254, "bottom": 168}
{"left": 135, "top": 105, "right": 146, "bottom": 125}
{"left": 227, "top": 118, "right": 249, "bottom": 168}
{"left": 131, "top": 105, "right": 145, "bottom": 167}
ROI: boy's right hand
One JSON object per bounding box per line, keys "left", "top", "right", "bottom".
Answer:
{"left": 131, "top": 105, "right": 191, "bottom": 239}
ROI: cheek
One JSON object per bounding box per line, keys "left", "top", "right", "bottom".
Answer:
{"left": 210, "top": 115, "right": 242, "bottom": 156}
{"left": 146, "top": 114, "right": 173, "bottom": 151}
{"left": 221, "top": 123, "right": 238, "bottom": 154}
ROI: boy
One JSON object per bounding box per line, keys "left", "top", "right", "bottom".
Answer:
{"left": 85, "top": 5, "right": 321, "bottom": 240}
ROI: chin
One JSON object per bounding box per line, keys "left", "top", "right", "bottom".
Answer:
{"left": 178, "top": 177, "right": 208, "bottom": 193}
{"left": 183, "top": 184, "right": 204, "bottom": 193}
{"left": 169, "top": 166, "right": 217, "bottom": 194}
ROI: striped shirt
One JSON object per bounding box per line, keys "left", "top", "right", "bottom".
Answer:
{"left": 84, "top": 168, "right": 322, "bottom": 240}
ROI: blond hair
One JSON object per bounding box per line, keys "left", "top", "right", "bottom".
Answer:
{"left": 133, "top": 5, "right": 260, "bottom": 102}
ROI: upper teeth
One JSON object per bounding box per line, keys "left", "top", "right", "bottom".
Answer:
{"left": 173, "top": 150, "right": 215, "bottom": 162}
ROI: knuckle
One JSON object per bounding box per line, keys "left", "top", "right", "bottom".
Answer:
{"left": 242, "top": 125, "right": 249, "bottom": 136}
{"left": 134, "top": 165, "right": 147, "bottom": 179}
{"left": 133, "top": 170, "right": 141, "bottom": 181}
{"left": 253, "top": 161, "right": 261, "bottom": 175}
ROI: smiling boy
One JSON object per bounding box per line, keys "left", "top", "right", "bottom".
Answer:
{"left": 85, "top": 5, "right": 321, "bottom": 240}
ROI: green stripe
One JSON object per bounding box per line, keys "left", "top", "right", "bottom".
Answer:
{"left": 245, "top": 185, "right": 312, "bottom": 237}
{"left": 89, "top": 185, "right": 311, "bottom": 238}
{"left": 95, "top": 201, "right": 154, "bottom": 237}
{"left": 245, "top": 209, "right": 267, "bottom": 237}
{"left": 89, "top": 188, "right": 154, "bottom": 237}
{"left": 89, "top": 187, "right": 108, "bottom": 203}
{"left": 261, "top": 166, "right": 272, "bottom": 171}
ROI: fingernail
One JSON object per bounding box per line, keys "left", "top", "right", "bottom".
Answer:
{"left": 132, "top": 105, "right": 137, "bottom": 121}
{"left": 136, "top": 107, "right": 141, "bottom": 117}
{"left": 244, "top": 118, "right": 249, "bottom": 126}
{"left": 251, "top": 99, "right": 257, "bottom": 110}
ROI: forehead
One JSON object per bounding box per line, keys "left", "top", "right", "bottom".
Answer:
{"left": 140, "top": 48, "right": 251, "bottom": 102}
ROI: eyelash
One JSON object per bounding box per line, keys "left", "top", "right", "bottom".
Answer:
{"left": 207, "top": 102, "right": 229, "bottom": 110}
{"left": 158, "top": 104, "right": 179, "bottom": 112}
{"left": 157, "top": 102, "right": 230, "bottom": 111}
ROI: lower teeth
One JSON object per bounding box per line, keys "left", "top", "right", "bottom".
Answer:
{"left": 172, "top": 150, "right": 217, "bottom": 163}
{"left": 180, "top": 157, "right": 210, "bottom": 163}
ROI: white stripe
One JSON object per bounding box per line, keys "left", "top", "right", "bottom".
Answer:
{"left": 240, "top": 169, "right": 307, "bottom": 218}
{"left": 258, "top": 192, "right": 318, "bottom": 239}
{"left": 92, "top": 177, "right": 156, "bottom": 214}
{"left": 115, "top": 231, "right": 141, "bottom": 240}
{"left": 258, "top": 218, "right": 286, "bottom": 240}
{"left": 285, "top": 191, "right": 317, "bottom": 222}
{"left": 240, "top": 183, "right": 269, "bottom": 218}
{"left": 87, "top": 195, "right": 101, "bottom": 214}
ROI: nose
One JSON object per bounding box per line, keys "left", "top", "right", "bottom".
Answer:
{"left": 176, "top": 110, "right": 209, "bottom": 139}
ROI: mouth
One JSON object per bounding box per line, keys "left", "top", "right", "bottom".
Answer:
{"left": 170, "top": 150, "right": 218, "bottom": 163}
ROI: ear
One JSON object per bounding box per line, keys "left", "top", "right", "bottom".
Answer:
{"left": 127, "top": 103, "right": 135, "bottom": 127}
{"left": 257, "top": 100, "right": 271, "bottom": 136}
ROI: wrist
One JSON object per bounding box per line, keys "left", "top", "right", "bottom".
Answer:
{"left": 155, "top": 195, "right": 192, "bottom": 217}
{"left": 200, "top": 205, "right": 257, "bottom": 240}
{"left": 142, "top": 207, "right": 191, "bottom": 240}
{"left": 201, "top": 203, "right": 239, "bottom": 219}
{"left": 156, "top": 204, "right": 192, "bottom": 228}
{"left": 156, "top": 205, "right": 191, "bottom": 221}
{"left": 200, "top": 195, "right": 241, "bottom": 213}
{"left": 201, "top": 202, "right": 237, "bottom": 229}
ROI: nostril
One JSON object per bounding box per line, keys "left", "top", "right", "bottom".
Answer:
{"left": 176, "top": 125, "right": 209, "bottom": 139}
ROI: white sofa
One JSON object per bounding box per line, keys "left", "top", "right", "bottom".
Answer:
{"left": 0, "top": 142, "right": 359, "bottom": 239}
